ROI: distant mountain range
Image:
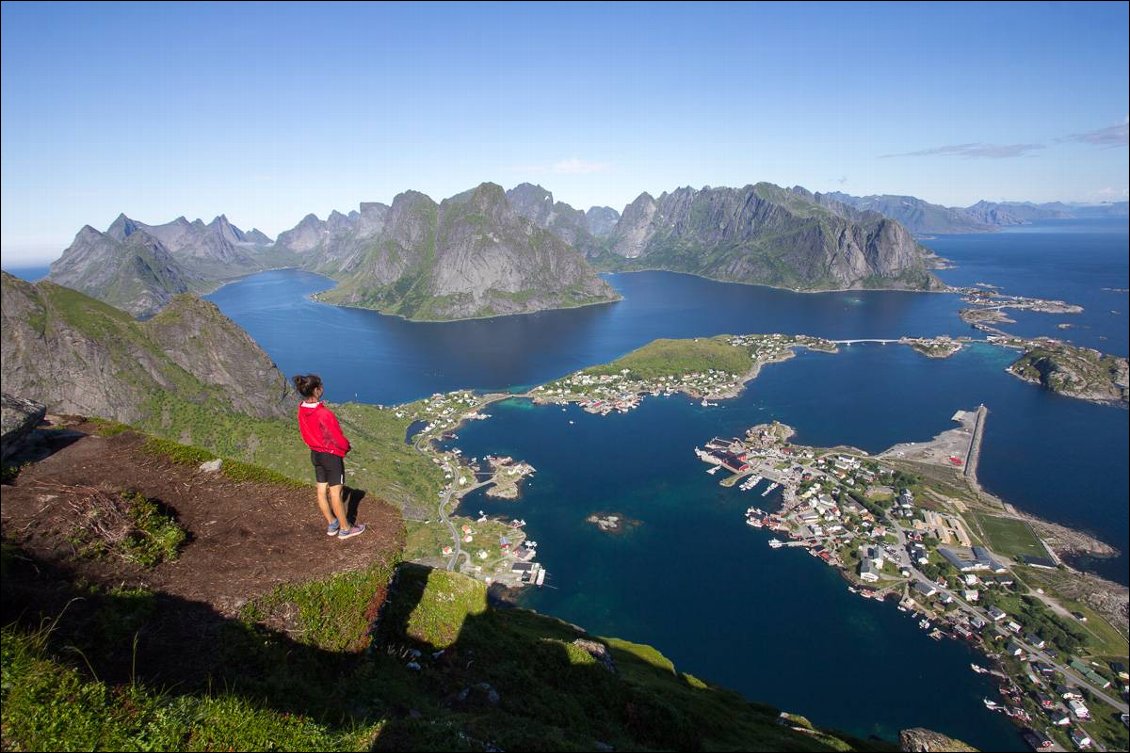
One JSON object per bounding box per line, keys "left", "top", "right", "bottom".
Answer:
{"left": 45, "top": 180, "right": 962, "bottom": 320}
{"left": 817, "top": 192, "right": 1128, "bottom": 235}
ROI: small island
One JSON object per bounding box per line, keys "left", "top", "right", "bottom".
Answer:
{"left": 954, "top": 285, "right": 1084, "bottom": 337}
{"left": 586, "top": 512, "right": 640, "bottom": 534}
{"left": 1006, "top": 340, "right": 1129, "bottom": 406}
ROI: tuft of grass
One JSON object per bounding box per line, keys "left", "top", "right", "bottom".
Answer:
{"left": 67, "top": 489, "right": 186, "bottom": 568}
{"left": 245, "top": 559, "right": 398, "bottom": 652}
{"left": 404, "top": 569, "right": 488, "bottom": 648}
{"left": 1, "top": 461, "right": 27, "bottom": 485}
{"left": 87, "top": 418, "right": 132, "bottom": 437}
{"left": 119, "top": 491, "right": 186, "bottom": 567}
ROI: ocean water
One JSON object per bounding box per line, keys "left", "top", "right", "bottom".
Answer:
{"left": 448, "top": 387, "right": 1028, "bottom": 749}
{"left": 2, "top": 264, "right": 51, "bottom": 282}
{"left": 926, "top": 218, "right": 1129, "bottom": 356}
{"left": 8, "top": 222, "right": 1125, "bottom": 750}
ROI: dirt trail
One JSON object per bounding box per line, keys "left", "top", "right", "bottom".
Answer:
{"left": 1, "top": 417, "right": 404, "bottom": 617}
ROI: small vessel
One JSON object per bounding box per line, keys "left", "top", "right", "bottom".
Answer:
{"left": 970, "top": 663, "right": 988, "bottom": 674}
{"left": 983, "top": 698, "right": 1001, "bottom": 711}
{"left": 768, "top": 538, "right": 784, "bottom": 548}
{"left": 745, "top": 516, "right": 763, "bottom": 528}
{"left": 897, "top": 605, "right": 908, "bottom": 613}
{"left": 707, "top": 466, "right": 719, "bottom": 475}
{"left": 918, "top": 619, "right": 930, "bottom": 630}
{"left": 847, "top": 586, "right": 858, "bottom": 594}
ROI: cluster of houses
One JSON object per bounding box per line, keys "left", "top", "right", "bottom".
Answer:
{"left": 535, "top": 365, "right": 747, "bottom": 416}
{"left": 531, "top": 334, "right": 841, "bottom": 416}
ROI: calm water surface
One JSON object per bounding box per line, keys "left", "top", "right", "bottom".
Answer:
{"left": 15, "top": 224, "right": 1123, "bottom": 750}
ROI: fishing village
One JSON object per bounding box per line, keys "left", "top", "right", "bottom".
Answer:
{"left": 695, "top": 408, "right": 1129, "bottom": 751}
{"left": 397, "top": 334, "right": 1128, "bottom": 751}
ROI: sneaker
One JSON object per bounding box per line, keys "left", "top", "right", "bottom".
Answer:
{"left": 338, "top": 523, "right": 366, "bottom": 540}
{"left": 326, "top": 520, "right": 341, "bottom": 536}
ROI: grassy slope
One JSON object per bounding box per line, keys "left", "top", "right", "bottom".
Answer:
{"left": 581, "top": 336, "right": 757, "bottom": 380}
{"left": 0, "top": 538, "right": 879, "bottom": 751}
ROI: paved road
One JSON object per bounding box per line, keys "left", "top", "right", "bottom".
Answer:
{"left": 888, "top": 519, "right": 1129, "bottom": 717}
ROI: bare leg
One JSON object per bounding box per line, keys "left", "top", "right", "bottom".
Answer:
{"left": 328, "top": 483, "right": 349, "bottom": 528}
{"left": 316, "top": 482, "right": 335, "bottom": 524}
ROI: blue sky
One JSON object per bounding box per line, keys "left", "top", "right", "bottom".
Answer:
{"left": 2, "top": 1, "right": 1127, "bottom": 264}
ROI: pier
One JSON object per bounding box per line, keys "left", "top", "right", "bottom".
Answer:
{"left": 964, "top": 404, "right": 988, "bottom": 484}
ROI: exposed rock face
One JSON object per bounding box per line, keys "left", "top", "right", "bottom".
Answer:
{"left": 1, "top": 394, "right": 46, "bottom": 462}
{"left": 899, "top": 727, "right": 978, "bottom": 752}
{"left": 608, "top": 184, "right": 940, "bottom": 290}
{"left": 585, "top": 206, "right": 620, "bottom": 238}
{"left": 319, "top": 183, "right": 619, "bottom": 320}
{"left": 1008, "top": 342, "right": 1129, "bottom": 405}
{"left": 47, "top": 213, "right": 271, "bottom": 317}
{"left": 47, "top": 224, "right": 196, "bottom": 318}
{"left": 505, "top": 183, "right": 606, "bottom": 257}
{"left": 611, "top": 192, "right": 659, "bottom": 259}
{"left": 0, "top": 272, "right": 293, "bottom": 424}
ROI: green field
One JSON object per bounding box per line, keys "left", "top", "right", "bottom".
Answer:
{"left": 582, "top": 336, "right": 755, "bottom": 380}
{"left": 972, "top": 513, "right": 1051, "bottom": 561}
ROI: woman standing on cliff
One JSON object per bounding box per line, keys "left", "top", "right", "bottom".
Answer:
{"left": 293, "top": 374, "right": 365, "bottom": 539}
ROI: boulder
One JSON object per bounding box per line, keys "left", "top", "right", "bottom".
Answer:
{"left": 1, "top": 394, "right": 46, "bottom": 462}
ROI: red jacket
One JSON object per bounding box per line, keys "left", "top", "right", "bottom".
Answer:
{"left": 298, "top": 401, "right": 351, "bottom": 457}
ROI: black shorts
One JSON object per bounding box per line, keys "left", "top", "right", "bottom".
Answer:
{"left": 311, "top": 450, "right": 345, "bottom": 486}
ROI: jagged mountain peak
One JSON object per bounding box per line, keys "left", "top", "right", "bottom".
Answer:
{"left": 107, "top": 213, "right": 143, "bottom": 241}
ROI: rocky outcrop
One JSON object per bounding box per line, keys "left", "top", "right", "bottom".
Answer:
{"left": 505, "top": 183, "right": 607, "bottom": 258}
{"left": 318, "top": 183, "right": 619, "bottom": 320}
{"left": 1007, "top": 342, "right": 1129, "bottom": 406}
{"left": 608, "top": 184, "right": 941, "bottom": 290}
{"left": 585, "top": 206, "right": 620, "bottom": 238}
{"left": 0, "top": 272, "right": 293, "bottom": 425}
{"left": 1, "top": 394, "right": 46, "bottom": 462}
{"left": 899, "top": 727, "right": 978, "bottom": 752}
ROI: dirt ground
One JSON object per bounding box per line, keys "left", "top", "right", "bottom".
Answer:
{"left": 1, "top": 416, "right": 405, "bottom": 618}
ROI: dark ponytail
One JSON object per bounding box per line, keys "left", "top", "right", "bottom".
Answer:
{"left": 293, "top": 374, "right": 323, "bottom": 399}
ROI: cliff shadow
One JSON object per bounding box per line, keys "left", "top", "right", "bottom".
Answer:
{"left": 0, "top": 549, "right": 883, "bottom": 752}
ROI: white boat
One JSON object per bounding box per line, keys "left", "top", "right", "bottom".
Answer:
{"left": 847, "top": 586, "right": 858, "bottom": 594}
{"left": 768, "top": 538, "right": 784, "bottom": 548}
{"left": 707, "top": 466, "right": 719, "bottom": 475}
{"left": 761, "top": 482, "right": 778, "bottom": 497}
{"left": 970, "top": 663, "right": 988, "bottom": 674}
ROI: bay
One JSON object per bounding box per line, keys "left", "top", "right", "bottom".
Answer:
{"left": 90, "top": 220, "right": 1130, "bottom": 748}
{"left": 448, "top": 373, "right": 1029, "bottom": 749}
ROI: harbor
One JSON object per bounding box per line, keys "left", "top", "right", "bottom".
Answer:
{"left": 695, "top": 408, "right": 1128, "bottom": 750}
